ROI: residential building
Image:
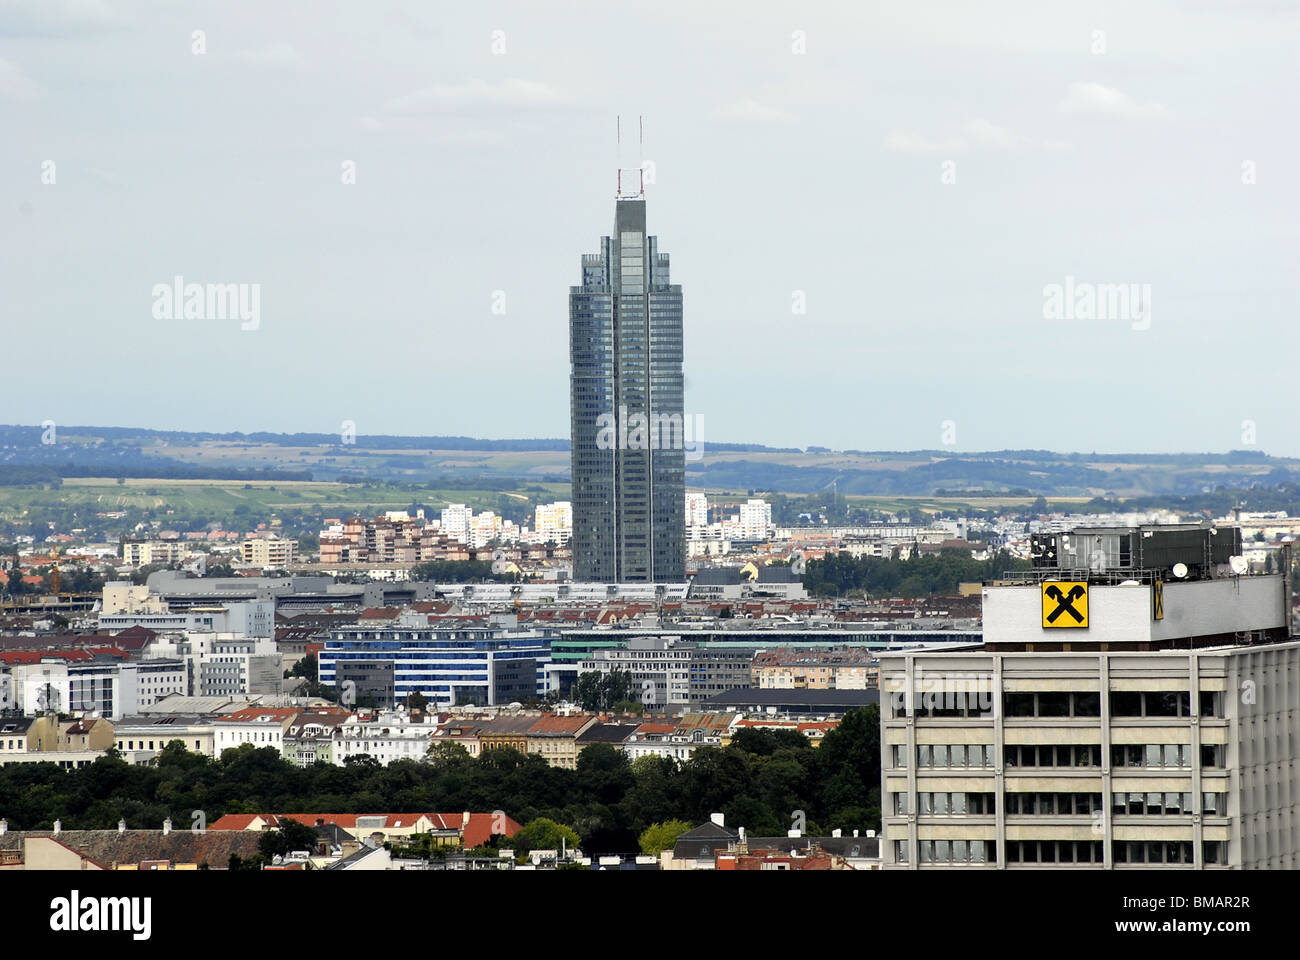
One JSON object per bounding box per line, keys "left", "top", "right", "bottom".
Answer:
{"left": 120, "top": 539, "right": 189, "bottom": 566}
{"left": 114, "top": 715, "right": 217, "bottom": 757}
{"left": 0, "top": 828, "right": 264, "bottom": 870}
{"left": 736, "top": 499, "right": 773, "bottom": 541}
{"left": 729, "top": 718, "right": 839, "bottom": 748}
{"left": 440, "top": 504, "right": 472, "bottom": 543}
{"left": 685, "top": 492, "right": 709, "bottom": 530}
{"left": 332, "top": 709, "right": 439, "bottom": 766}
{"left": 474, "top": 715, "right": 536, "bottom": 754}
{"left": 751, "top": 647, "right": 878, "bottom": 690}
{"left": 241, "top": 534, "right": 299, "bottom": 568}
{"left": 533, "top": 502, "right": 573, "bottom": 544}
{"left": 209, "top": 811, "right": 521, "bottom": 849}
{"left": 622, "top": 714, "right": 739, "bottom": 763}
{"left": 525, "top": 714, "right": 598, "bottom": 769}
{"left": 576, "top": 721, "right": 643, "bottom": 755}
{"left": 282, "top": 709, "right": 351, "bottom": 767}
{"left": 211, "top": 707, "right": 300, "bottom": 755}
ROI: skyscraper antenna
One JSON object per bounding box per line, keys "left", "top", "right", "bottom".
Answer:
{"left": 615, "top": 113, "right": 644, "bottom": 199}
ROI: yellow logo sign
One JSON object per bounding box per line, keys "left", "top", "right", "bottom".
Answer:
{"left": 1153, "top": 580, "right": 1164, "bottom": 620}
{"left": 1042, "top": 581, "right": 1088, "bottom": 628}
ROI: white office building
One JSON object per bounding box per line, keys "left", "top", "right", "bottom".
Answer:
{"left": 880, "top": 524, "right": 1299, "bottom": 870}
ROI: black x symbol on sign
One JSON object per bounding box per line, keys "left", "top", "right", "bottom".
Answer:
{"left": 1044, "top": 584, "right": 1086, "bottom": 623}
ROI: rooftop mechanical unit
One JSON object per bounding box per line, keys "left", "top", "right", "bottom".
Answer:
{"left": 1030, "top": 524, "right": 1243, "bottom": 580}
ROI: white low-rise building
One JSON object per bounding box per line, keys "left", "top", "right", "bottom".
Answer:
{"left": 212, "top": 707, "right": 301, "bottom": 755}
{"left": 332, "top": 710, "right": 440, "bottom": 766}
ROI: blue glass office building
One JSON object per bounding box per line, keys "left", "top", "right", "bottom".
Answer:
{"left": 569, "top": 190, "right": 685, "bottom": 582}
{"left": 319, "top": 626, "right": 553, "bottom": 709}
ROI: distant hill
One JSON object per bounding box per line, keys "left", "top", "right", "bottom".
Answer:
{"left": 1, "top": 424, "right": 1296, "bottom": 497}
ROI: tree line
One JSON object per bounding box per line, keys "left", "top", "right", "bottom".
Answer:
{"left": 803, "top": 548, "right": 1030, "bottom": 598}
{"left": 0, "top": 707, "right": 881, "bottom": 857}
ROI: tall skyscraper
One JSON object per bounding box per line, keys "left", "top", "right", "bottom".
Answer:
{"left": 569, "top": 170, "right": 685, "bottom": 582}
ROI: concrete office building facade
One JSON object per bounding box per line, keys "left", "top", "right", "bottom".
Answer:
{"left": 880, "top": 525, "right": 1300, "bottom": 870}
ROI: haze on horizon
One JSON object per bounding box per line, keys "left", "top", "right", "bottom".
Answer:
{"left": 2, "top": 1, "right": 1296, "bottom": 456}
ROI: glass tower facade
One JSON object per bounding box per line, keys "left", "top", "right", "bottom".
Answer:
{"left": 569, "top": 196, "right": 685, "bottom": 582}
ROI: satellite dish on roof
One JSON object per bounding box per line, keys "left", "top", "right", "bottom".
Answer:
{"left": 1229, "top": 556, "right": 1248, "bottom": 576}
{"left": 1171, "top": 562, "right": 1189, "bottom": 579}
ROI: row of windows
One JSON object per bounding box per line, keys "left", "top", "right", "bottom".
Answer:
{"left": 1113, "top": 792, "right": 1227, "bottom": 816}
{"left": 1114, "top": 841, "right": 1220, "bottom": 864}
{"left": 897, "top": 792, "right": 996, "bottom": 815}
{"left": 1111, "top": 744, "right": 1221, "bottom": 768}
{"left": 1005, "top": 793, "right": 1103, "bottom": 815}
{"left": 893, "top": 840, "right": 1228, "bottom": 865}
{"left": 897, "top": 743, "right": 1224, "bottom": 770}
{"left": 119, "top": 739, "right": 203, "bottom": 751}
{"left": 911, "top": 745, "right": 995, "bottom": 768}
{"left": 894, "top": 791, "right": 1228, "bottom": 816}
{"left": 895, "top": 839, "right": 995, "bottom": 864}
{"left": 1005, "top": 744, "right": 1101, "bottom": 768}
{"left": 1007, "top": 840, "right": 1106, "bottom": 863}
{"left": 896, "top": 690, "right": 1221, "bottom": 719}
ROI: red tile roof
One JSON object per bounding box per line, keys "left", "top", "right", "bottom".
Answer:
{"left": 527, "top": 715, "right": 592, "bottom": 736}
{"left": 0, "top": 650, "right": 92, "bottom": 665}
{"left": 208, "top": 812, "right": 522, "bottom": 847}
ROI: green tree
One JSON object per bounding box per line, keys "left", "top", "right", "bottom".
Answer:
{"left": 638, "top": 819, "right": 692, "bottom": 856}
{"left": 512, "top": 817, "right": 581, "bottom": 856}
{"left": 258, "top": 817, "right": 320, "bottom": 859}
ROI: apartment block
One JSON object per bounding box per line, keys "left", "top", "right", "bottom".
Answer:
{"left": 241, "top": 534, "right": 299, "bottom": 568}
{"left": 121, "top": 539, "right": 188, "bottom": 566}
{"left": 752, "top": 648, "right": 878, "bottom": 690}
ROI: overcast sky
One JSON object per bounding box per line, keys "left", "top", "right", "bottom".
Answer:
{"left": 3, "top": 1, "right": 1297, "bottom": 455}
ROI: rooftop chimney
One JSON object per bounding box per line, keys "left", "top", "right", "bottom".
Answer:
{"left": 53, "top": 820, "right": 62, "bottom": 836}
{"left": 0, "top": 819, "right": 7, "bottom": 836}
{"left": 709, "top": 812, "right": 725, "bottom": 828}
{"left": 832, "top": 828, "right": 842, "bottom": 838}
{"left": 462, "top": 811, "right": 471, "bottom": 827}
{"left": 118, "top": 819, "right": 127, "bottom": 834}
{"left": 162, "top": 818, "right": 172, "bottom": 835}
